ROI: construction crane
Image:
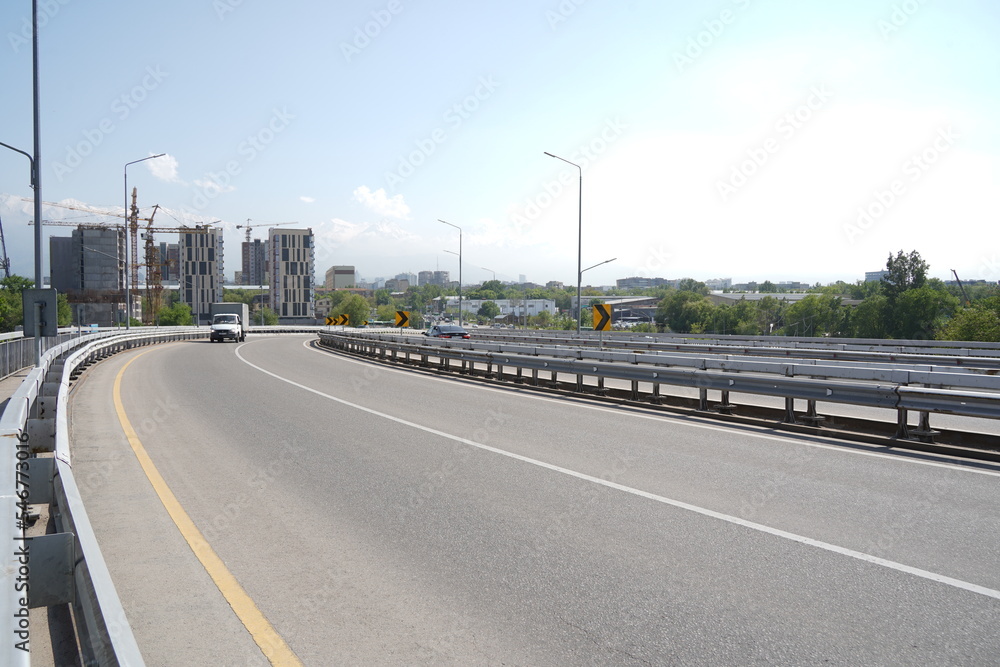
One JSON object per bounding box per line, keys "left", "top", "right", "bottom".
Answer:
{"left": 951, "top": 269, "right": 971, "bottom": 306}
{"left": 24, "top": 195, "right": 153, "bottom": 291}
{"left": 32, "top": 196, "right": 214, "bottom": 323}
{"left": 235, "top": 218, "right": 298, "bottom": 244}
{"left": 0, "top": 213, "right": 10, "bottom": 279}
{"left": 235, "top": 219, "right": 298, "bottom": 284}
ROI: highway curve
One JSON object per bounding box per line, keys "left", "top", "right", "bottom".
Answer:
{"left": 67, "top": 334, "right": 1000, "bottom": 665}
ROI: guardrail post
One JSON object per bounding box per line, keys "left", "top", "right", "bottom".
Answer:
{"left": 784, "top": 397, "right": 797, "bottom": 423}
{"left": 717, "top": 391, "right": 735, "bottom": 415}
{"left": 910, "top": 411, "right": 940, "bottom": 443}
{"left": 895, "top": 408, "right": 910, "bottom": 440}
{"left": 631, "top": 380, "right": 639, "bottom": 401}
{"left": 800, "top": 399, "right": 825, "bottom": 427}
{"left": 649, "top": 383, "right": 661, "bottom": 404}
{"left": 698, "top": 388, "right": 709, "bottom": 411}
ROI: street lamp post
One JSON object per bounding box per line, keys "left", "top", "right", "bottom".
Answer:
{"left": 580, "top": 257, "right": 617, "bottom": 328}
{"left": 124, "top": 153, "right": 165, "bottom": 329}
{"left": 443, "top": 250, "right": 462, "bottom": 325}
{"left": 439, "top": 219, "right": 462, "bottom": 327}
{"left": 544, "top": 151, "right": 582, "bottom": 334}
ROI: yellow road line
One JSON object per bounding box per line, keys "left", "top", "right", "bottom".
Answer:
{"left": 113, "top": 350, "right": 302, "bottom": 666}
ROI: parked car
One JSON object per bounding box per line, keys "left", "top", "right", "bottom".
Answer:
{"left": 425, "top": 324, "right": 471, "bottom": 339}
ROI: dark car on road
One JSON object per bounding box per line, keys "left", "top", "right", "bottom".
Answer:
{"left": 425, "top": 324, "right": 471, "bottom": 339}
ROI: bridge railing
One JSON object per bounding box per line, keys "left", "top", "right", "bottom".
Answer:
{"left": 318, "top": 331, "right": 1000, "bottom": 445}
{"left": 1, "top": 327, "right": 208, "bottom": 666}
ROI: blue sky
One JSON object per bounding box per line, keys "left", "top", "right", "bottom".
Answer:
{"left": 1, "top": 0, "right": 998, "bottom": 287}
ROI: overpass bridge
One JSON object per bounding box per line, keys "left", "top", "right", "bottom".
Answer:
{"left": 3, "top": 328, "right": 1000, "bottom": 664}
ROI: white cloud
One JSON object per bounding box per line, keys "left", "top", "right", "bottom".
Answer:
{"left": 147, "top": 154, "right": 182, "bottom": 183}
{"left": 192, "top": 178, "right": 236, "bottom": 194}
{"left": 352, "top": 185, "right": 410, "bottom": 219}
{"left": 300, "top": 196, "right": 316, "bottom": 203}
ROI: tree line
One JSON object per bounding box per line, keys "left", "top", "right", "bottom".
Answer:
{"left": 2, "top": 250, "right": 997, "bottom": 341}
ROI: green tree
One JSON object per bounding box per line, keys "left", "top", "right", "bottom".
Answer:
{"left": 883, "top": 249, "right": 928, "bottom": 302}
{"left": 255, "top": 307, "right": 279, "bottom": 325}
{"left": 781, "top": 294, "right": 843, "bottom": 337}
{"left": 938, "top": 306, "right": 1000, "bottom": 342}
{"left": 0, "top": 275, "right": 33, "bottom": 332}
{"left": 478, "top": 300, "right": 501, "bottom": 319}
{"left": 891, "top": 286, "right": 958, "bottom": 340}
{"left": 158, "top": 301, "right": 194, "bottom": 326}
{"left": 531, "top": 310, "right": 554, "bottom": 329}
{"left": 656, "top": 291, "right": 710, "bottom": 333}
{"left": 849, "top": 294, "right": 890, "bottom": 338}
{"left": 479, "top": 280, "right": 506, "bottom": 299}
{"left": 57, "top": 293, "right": 73, "bottom": 326}
{"left": 335, "top": 294, "right": 370, "bottom": 328}
{"left": 376, "top": 304, "right": 398, "bottom": 323}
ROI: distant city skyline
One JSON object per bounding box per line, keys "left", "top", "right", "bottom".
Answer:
{"left": 2, "top": 3, "right": 996, "bottom": 288}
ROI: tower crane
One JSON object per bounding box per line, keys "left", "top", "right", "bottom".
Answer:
{"left": 235, "top": 218, "right": 298, "bottom": 244}
{"left": 234, "top": 219, "right": 298, "bottom": 284}
{"left": 31, "top": 196, "right": 214, "bottom": 323}
{"left": 951, "top": 269, "right": 971, "bottom": 306}
{"left": 0, "top": 213, "right": 10, "bottom": 279}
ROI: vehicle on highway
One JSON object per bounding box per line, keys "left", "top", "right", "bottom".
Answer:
{"left": 425, "top": 324, "right": 471, "bottom": 339}
{"left": 209, "top": 302, "right": 249, "bottom": 343}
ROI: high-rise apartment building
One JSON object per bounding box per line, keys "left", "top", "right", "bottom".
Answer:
{"left": 180, "top": 225, "right": 224, "bottom": 324}
{"left": 324, "top": 265, "right": 356, "bottom": 289}
{"left": 269, "top": 228, "right": 315, "bottom": 320}
{"left": 242, "top": 238, "right": 269, "bottom": 285}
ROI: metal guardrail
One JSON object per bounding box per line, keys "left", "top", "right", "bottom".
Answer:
{"left": 482, "top": 330, "right": 1000, "bottom": 368}
{"left": 498, "top": 328, "right": 1000, "bottom": 354}
{"left": 318, "top": 331, "right": 1000, "bottom": 444}
{"left": 1, "top": 327, "right": 208, "bottom": 665}
{"left": 332, "top": 331, "right": 1000, "bottom": 393}
{"left": 0, "top": 332, "right": 83, "bottom": 381}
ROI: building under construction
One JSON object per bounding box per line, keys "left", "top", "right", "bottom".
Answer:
{"left": 49, "top": 226, "right": 132, "bottom": 326}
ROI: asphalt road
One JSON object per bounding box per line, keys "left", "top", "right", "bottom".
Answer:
{"left": 66, "top": 334, "right": 1000, "bottom": 665}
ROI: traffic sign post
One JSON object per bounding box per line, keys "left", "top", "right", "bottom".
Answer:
{"left": 593, "top": 303, "right": 611, "bottom": 349}
{"left": 326, "top": 314, "right": 349, "bottom": 326}
{"left": 592, "top": 304, "right": 611, "bottom": 331}
{"left": 22, "top": 288, "right": 59, "bottom": 338}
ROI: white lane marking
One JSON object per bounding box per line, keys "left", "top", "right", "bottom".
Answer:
{"left": 237, "top": 344, "right": 1000, "bottom": 602}
{"left": 298, "top": 339, "right": 1000, "bottom": 479}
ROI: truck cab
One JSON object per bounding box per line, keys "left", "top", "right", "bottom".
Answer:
{"left": 210, "top": 313, "right": 245, "bottom": 342}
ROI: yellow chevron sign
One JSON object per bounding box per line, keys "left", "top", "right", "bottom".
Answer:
{"left": 593, "top": 304, "right": 612, "bottom": 331}
{"left": 326, "top": 314, "right": 349, "bottom": 326}
{"left": 395, "top": 311, "right": 410, "bottom": 327}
